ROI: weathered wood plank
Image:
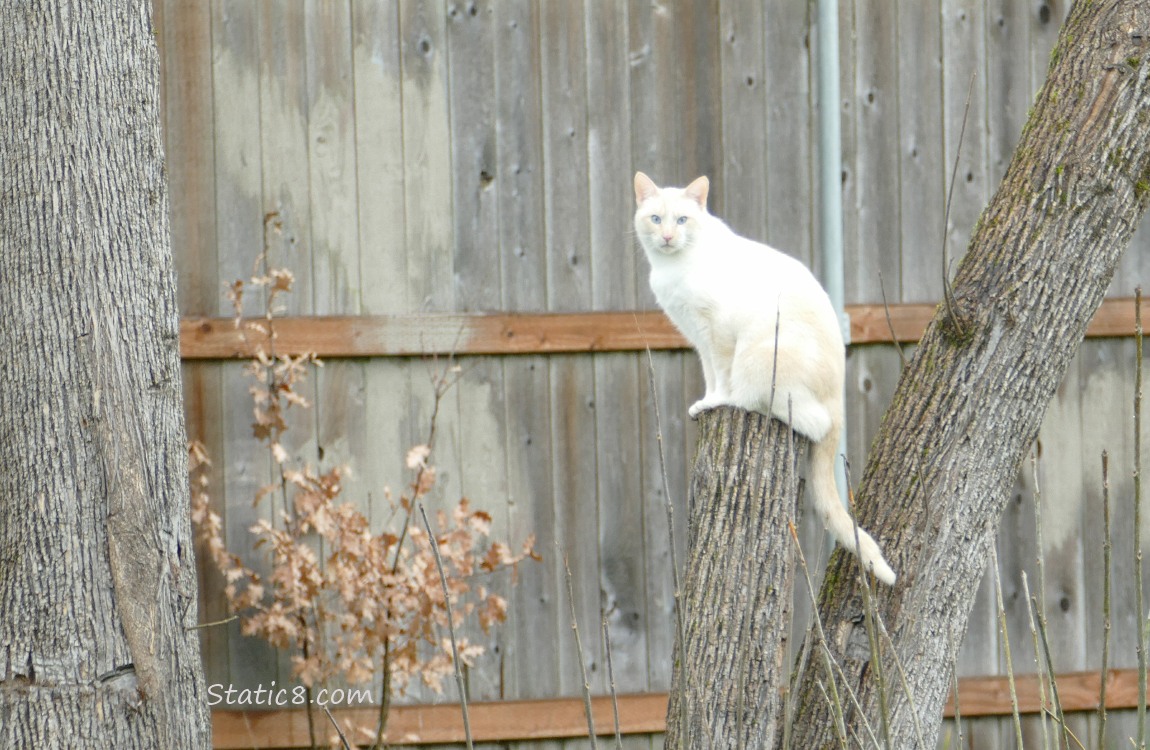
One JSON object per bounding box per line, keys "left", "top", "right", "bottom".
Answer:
{"left": 258, "top": 0, "right": 312, "bottom": 312}
{"left": 212, "top": 693, "right": 668, "bottom": 748}
{"left": 896, "top": 0, "right": 944, "bottom": 302}
{"left": 398, "top": 3, "right": 466, "bottom": 642}
{"left": 399, "top": 0, "right": 454, "bottom": 313}
{"left": 209, "top": 669, "right": 1150, "bottom": 747}
{"left": 348, "top": 0, "right": 411, "bottom": 537}
{"left": 586, "top": 0, "right": 648, "bottom": 703}
{"left": 445, "top": 0, "right": 508, "bottom": 705}
{"left": 765, "top": 0, "right": 814, "bottom": 268}
{"left": 626, "top": 0, "right": 699, "bottom": 700}
{"left": 1035, "top": 354, "right": 1090, "bottom": 744}
{"left": 539, "top": 0, "right": 602, "bottom": 702}
{"left": 1080, "top": 338, "right": 1143, "bottom": 748}
{"left": 209, "top": 0, "right": 280, "bottom": 690}
{"left": 489, "top": 4, "right": 560, "bottom": 740}
{"left": 940, "top": 0, "right": 989, "bottom": 281}
{"left": 157, "top": 0, "right": 218, "bottom": 316}
{"left": 154, "top": 0, "right": 228, "bottom": 688}
{"left": 177, "top": 297, "right": 1147, "bottom": 360}
{"left": 717, "top": 0, "right": 768, "bottom": 242}
{"left": 847, "top": 0, "right": 901, "bottom": 302}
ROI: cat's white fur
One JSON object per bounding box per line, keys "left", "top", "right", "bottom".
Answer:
{"left": 633, "top": 171, "right": 896, "bottom": 585}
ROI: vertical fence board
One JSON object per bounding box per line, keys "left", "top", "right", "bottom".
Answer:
{"left": 940, "top": 0, "right": 988, "bottom": 275}
{"left": 846, "top": 0, "right": 900, "bottom": 302}
{"left": 1038, "top": 357, "right": 1089, "bottom": 743}
{"left": 490, "top": 4, "right": 562, "bottom": 740}
{"left": 399, "top": 0, "right": 465, "bottom": 614}
{"left": 896, "top": 0, "right": 944, "bottom": 302}
{"left": 539, "top": 0, "right": 602, "bottom": 701}
{"left": 765, "top": 0, "right": 814, "bottom": 269}
{"left": 586, "top": 0, "right": 650, "bottom": 710}
{"left": 717, "top": 0, "right": 767, "bottom": 242}
{"left": 446, "top": 0, "right": 509, "bottom": 704}
{"left": 1080, "top": 339, "right": 1142, "bottom": 747}
{"left": 156, "top": 0, "right": 229, "bottom": 689}
{"left": 258, "top": 1, "right": 312, "bottom": 313}
{"left": 210, "top": 0, "right": 279, "bottom": 690}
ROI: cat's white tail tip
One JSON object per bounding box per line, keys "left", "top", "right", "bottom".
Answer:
{"left": 869, "top": 558, "right": 897, "bottom": 587}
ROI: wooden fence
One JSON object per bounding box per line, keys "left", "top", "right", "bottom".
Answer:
{"left": 154, "top": 0, "right": 1150, "bottom": 747}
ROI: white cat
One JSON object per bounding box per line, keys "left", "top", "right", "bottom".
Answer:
{"left": 633, "top": 171, "right": 896, "bottom": 585}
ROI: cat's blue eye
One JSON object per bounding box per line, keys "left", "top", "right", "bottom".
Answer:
{"left": 650, "top": 215, "right": 662, "bottom": 225}
{"left": 677, "top": 216, "right": 688, "bottom": 225}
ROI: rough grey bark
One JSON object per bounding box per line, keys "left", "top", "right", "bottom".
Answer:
{"left": 0, "top": 1, "right": 210, "bottom": 748}
{"left": 783, "top": 1, "right": 1150, "bottom": 747}
{"left": 664, "top": 408, "right": 800, "bottom": 749}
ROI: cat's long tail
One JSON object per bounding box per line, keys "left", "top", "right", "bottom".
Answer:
{"left": 809, "top": 428, "right": 897, "bottom": 585}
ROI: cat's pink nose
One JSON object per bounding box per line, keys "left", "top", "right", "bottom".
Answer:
{"left": 662, "top": 233, "right": 674, "bottom": 243}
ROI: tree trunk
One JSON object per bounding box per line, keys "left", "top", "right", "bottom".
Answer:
{"left": 665, "top": 408, "right": 800, "bottom": 749}
{"left": 0, "top": 2, "right": 211, "bottom": 747}
{"left": 785, "top": 1, "right": 1150, "bottom": 746}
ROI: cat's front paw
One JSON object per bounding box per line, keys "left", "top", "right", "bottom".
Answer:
{"left": 688, "top": 399, "right": 714, "bottom": 419}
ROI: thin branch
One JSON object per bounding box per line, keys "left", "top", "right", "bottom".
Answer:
{"left": 639, "top": 338, "right": 689, "bottom": 741}
{"left": 870, "top": 589, "right": 926, "bottom": 749}
{"left": 877, "top": 270, "right": 907, "bottom": 368}
{"left": 418, "top": 502, "right": 474, "bottom": 750}
{"left": 1137, "top": 286, "right": 1147, "bottom": 750}
{"left": 940, "top": 72, "right": 976, "bottom": 338}
{"left": 843, "top": 460, "right": 892, "bottom": 749}
{"left": 1099, "top": 450, "right": 1112, "bottom": 750}
{"left": 1031, "top": 591, "right": 1070, "bottom": 750}
{"left": 185, "top": 614, "right": 237, "bottom": 631}
{"left": 563, "top": 549, "right": 599, "bottom": 748}
{"left": 789, "top": 520, "right": 872, "bottom": 749}
{"left": 950, "top": 635, "right": 964, "bottom": 750}
{"left": 991, "top": 544, "right": 1024, "bottom": 748}
{"left": 321, "top": 705, "right": 352, "bottom": 750}
{"left": 1021, "top": 571, "right": 1053, "bottom": 750}
{"left": 601, "top": 605, "right": 623, "bottom": 750}
{"left": 1041, "top": 707, "right": 1088, "bottom": 750}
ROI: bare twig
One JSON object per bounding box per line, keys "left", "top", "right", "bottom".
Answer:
{"left": 877, "top": 270, "right": 907, "bottom": 367}
{"left": 1099, "top": 450, "right": 1112, "bottom": 750}
{"left": 940, "top": 72, "right": 977, "bottom": 338}
{"left": 1021, "top": 571, "right": 1053, "bottom": 750}
{"left": 185, "top": 614, "right": 238, "bottom": 631}
{"left": 600, "top": 605, "right": 623, "bottom": 750}
{"left": 1032, "top": 451, "right": 1049, "bottom": 625}
{"left": 639, "top": 339, "right": 689, "bottom": 740}
{"left": 843, "top": 461, "right": 892, "bottom": 749}
{"left": 321, "top": 705, "right": 352, "bottom": 750}
{"left": 1031, "top": 590, "right": 1070, "bottom": 750}
{"left": 949, "top": 636, "right": 964, "bottom": 750}
{"left": 1137, "top": 287, "right": 1147, "bottom": 750}
{"left": 789, "top": 520, "right": 870, "bottom": 749}
{"left": 376, "top": 360, "right": 458, "bottom": 747}
{"left": 419, "top": 502, "right": 474, "bottom": 750}
{"left": 869, "top": 592, "right": 926, "bottom": 748}
{"left": 563, "top": 549, "right": 598, "bottom": 748}
{"left": 1041, "top": 707, "right": 1088, "bottom": 750}
{"left": 991, "top": 544, "right": 1024, "bottom": 747}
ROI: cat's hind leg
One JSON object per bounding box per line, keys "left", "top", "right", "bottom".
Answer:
{"left": 775, "top": 387, "right": 833, "bottom": 442}
{"left": 729, "top": 369, "right": 832, "bottom": 441}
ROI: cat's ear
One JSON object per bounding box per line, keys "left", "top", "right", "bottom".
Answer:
{"left": 684, "top": 176, "right": 710, "bottom": 209}
{"left": 634, "top": 172, "right": 659, "bottom": 205}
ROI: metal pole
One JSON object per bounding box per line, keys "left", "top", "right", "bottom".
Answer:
{"left": 817, "top": 0, "right": 851, "bottom": 505}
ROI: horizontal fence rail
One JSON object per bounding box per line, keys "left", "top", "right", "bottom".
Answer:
{"left": 182, "top": 298, "right": 1142, "bottom": 360}
{"left": 211, "top": 668, "right": 1146, "bottom": 747}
